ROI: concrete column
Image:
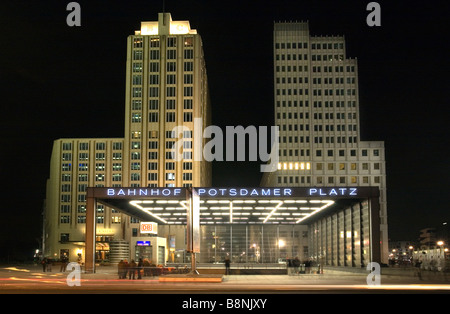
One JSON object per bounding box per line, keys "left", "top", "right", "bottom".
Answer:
{"left": 369, "top": 196, "right": 381, "bottom": 264}
{"left": 85, "top": 194, "right": 96, "bottom": 273}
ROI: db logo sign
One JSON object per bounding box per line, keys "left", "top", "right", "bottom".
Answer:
{"left": 140, "top": 222, "right": 157, "bottom": 234}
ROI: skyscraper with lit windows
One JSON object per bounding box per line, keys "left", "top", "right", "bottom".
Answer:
{"left": 44, "top": 13, "right": 211, "bottom": 262}
{"left": 261, "top": 21, "right": 388, "bottom": 264}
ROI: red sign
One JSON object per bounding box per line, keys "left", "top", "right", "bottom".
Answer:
{"left": 140, "top": 222, "right": 157, "bottom": 234}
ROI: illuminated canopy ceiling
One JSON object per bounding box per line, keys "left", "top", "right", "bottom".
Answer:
{"left": 88, "top": 187, "right": 379, "bottom": 225}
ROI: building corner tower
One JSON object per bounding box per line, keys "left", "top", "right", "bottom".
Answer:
{"left": 43, "top": 13, "right": 211, "bottom": 263}
{"left": 261, "top": 21, "right": 388, "bottom": 265}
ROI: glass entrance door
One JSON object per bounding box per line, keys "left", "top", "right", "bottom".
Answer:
{"left": 135, "top": 246, "right": 152, "bottom": 261}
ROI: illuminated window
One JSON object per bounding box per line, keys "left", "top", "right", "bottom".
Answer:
{"left": 133, "top": 37, "right": 143, "bottom": 48}
{"left": 95, "top": 174, "right": 105, "bottom": 181}
{"left": 131, "top": 113, "right": 142, "bottom": 123}
{"left": 133, "top": 63, "right": 142, "bottom": 72}
{"left": 150, "top": 38, "right": 159, "bottom": 47}
{"left": 132, "top": 131, "right": 141, "bottom": 139}
{"left": 132, "top": 99, "right": 142, "bottom": 110}
{"left": 184, "top": 37, "right": 193, "bottom": 47}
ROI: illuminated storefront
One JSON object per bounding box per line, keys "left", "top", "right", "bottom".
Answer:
{"left": 84, "top": 186, "right": 380, "bottom": 272}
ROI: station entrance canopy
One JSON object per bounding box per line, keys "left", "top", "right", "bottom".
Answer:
{"left": 87, "top": 186, "right": 378, "bottom": 225}
{"left": 85, "top": 186, "right": 380, "bottom": 272}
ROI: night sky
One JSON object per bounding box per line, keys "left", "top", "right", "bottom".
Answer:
{"left": 0, "top": 0, "right": 448, "bottom": 260}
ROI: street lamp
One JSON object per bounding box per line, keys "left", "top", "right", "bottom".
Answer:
{"left": 409, "top": 246, "right": 414, "bottom": 265}
{"left": 437, "top": 241, "right": 445, "bottom": 257}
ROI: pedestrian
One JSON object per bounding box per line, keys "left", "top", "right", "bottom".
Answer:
{"left": 143, "top": 259, "right": 150, "bottom": 277}
{"left": 293, "top": 257, "right": 300, "bottom": 274}
{"left": 137, "top": 258, "right": 143, "bottom": 279}
{"left": 118, "top": 260, "right": 125, "bottom": 279}
{"left": 123, "top": 260, "right": 129, "bottom": 279}
{"left": 287, "top": 257, "right": 293, "bottom": 275}
{"left": 129, "top": 260, "right": 137, "bottom": 280}
{"left": 41, "top": 258, "right": 47, "bottom": 272}
{"left": 46, "top": 259, "right": 52, "bottom": 272}
{"left": 414, "top": 259, "right": 423, "bottom": 280}
{"left": 225, "top": 257, "right": 231, "bottom": 275}
{"left": 60, "top": 255, "right": 68, "bottom": 272}
{"left": 305, "top": 259, "right": 311, "bottom": 274}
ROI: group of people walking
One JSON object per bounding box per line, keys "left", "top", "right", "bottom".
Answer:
{"left": 287, "top": 257, "right": 316, "bottom": 275}
{"left": 117, "top": 258, "right": 156, "bottom": 279}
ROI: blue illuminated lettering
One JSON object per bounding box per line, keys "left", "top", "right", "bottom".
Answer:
{"left": 309, "top": 188, "right": 358, "bottom": 196}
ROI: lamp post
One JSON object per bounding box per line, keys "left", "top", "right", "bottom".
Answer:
{"left": 409, "top": 246, "right": 414, "bottom": 266}
{"left": 437, "top": 241, "right": 445, "bottom": 272}
{"left": 437, "top": 241, "right": 444, "bottom": 257}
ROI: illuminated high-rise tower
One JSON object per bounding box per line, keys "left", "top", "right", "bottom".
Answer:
{"left": 261, "top": 21, "right": 388, "bottom": 264}
{"left": 44, "top": 13, "right": 211, "bottom": 262}
{"left": 124, "top": 13, "right": 211, "bottom": 188}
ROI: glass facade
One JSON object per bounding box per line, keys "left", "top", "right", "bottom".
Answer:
{"left": 308, "top": 200, "right": 370, "bottom": 267}
{"left": 197, "top": 225, "right": 309, "bottom": 264}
